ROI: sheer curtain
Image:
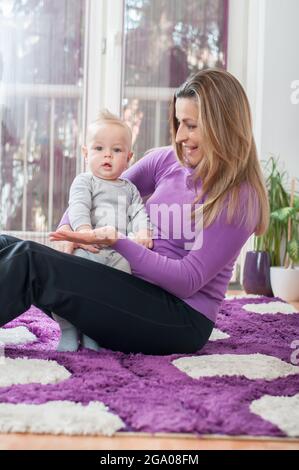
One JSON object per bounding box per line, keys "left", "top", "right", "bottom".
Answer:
{"left": 0, "top": 0, "right": 229, "bottom": 246}
{"left": 122, "top": 0, "right": 228, "bottom": 160}
{"left": 0, "top": 0, "right": 86, "bottom": 242}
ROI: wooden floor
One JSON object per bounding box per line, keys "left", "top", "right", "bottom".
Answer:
{"left": 1, "top": 291, "right": 299, "bottom": 450}
{"left": 1, "top": 432, "right": 299, "bottom": 450}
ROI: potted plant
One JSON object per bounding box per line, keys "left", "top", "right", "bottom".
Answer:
{"left": 243, "top": 156, "right": 299, "bottom": 299}
{"left": 270, "top": 177, "right": 299, "bottom": 301}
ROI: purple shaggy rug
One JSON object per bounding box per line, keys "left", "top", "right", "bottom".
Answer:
{"left": 1, "top": 295, "right": 299, "bottom": 437}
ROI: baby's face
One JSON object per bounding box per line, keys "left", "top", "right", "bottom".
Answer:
{"left": 84, "top": 123, "right": 132, "bottom": 180}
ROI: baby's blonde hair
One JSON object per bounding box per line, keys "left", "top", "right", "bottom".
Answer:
{"left": 87, "top": 109, "right": 132, "bottom": 149}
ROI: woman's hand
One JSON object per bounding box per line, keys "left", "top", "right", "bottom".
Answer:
{"left": 50, "top": 226, "right": 119, "bottom": 247}
{"left": 130, "top": 228, "right": 153, "bottom": 249}
{"left": 50, "top": 224, "right": 100, "bottom": 254}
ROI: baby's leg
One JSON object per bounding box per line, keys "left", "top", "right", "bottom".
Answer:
{"left": 108, "top": 252, "right": 132, "bottom": 274}
{"left": 52, "top": 313, "right": 79, "bottom": 352}
{"left": 73, "top": 248, "right": 107, "bottom": 351}
{"left": 81, "top": 334, "right": 102, "bottom": 351}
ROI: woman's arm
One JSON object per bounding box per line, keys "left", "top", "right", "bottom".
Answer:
{"left": 58, "top": 211, "right": 70, "bottom": 228}
{"left": 50, "top": 208, "right": 254, "bottom": 298}
{"left": 113, "top": 216, "right": 253, "bottom": 298}
{"left": 121, "top": 150, "right": 156, "bottom": 197}
{"left": 121, "top": 146, "right": 172, "bottom": 197}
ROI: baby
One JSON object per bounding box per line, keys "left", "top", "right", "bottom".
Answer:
{"left": 53, "top": 110, "right": 152, "bottom": 352}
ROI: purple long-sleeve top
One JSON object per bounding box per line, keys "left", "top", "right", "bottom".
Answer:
{"left": 60, "top": 146, "right": 258, "bottom": 323}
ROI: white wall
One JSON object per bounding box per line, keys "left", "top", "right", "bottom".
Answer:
{"left": 228, "top": 0, "right": 299, "bottom": 184}
{"left": 227, "top": 0, "right": 299, "bottom": 280}
{"left": 260, "top": 0, "right": 299, "bottom": 183}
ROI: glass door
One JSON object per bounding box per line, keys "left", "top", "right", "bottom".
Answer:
{"left": 0, "top": 0, "right": 87, "bottom": 234}
{"left": 122, "top": 0, "right": 229, "bottom": 160}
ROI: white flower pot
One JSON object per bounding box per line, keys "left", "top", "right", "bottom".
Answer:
{"left": 270, "top": 266, "right": 299, "bottom": 302}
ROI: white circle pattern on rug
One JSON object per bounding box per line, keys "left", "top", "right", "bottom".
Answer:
{"left": 0, "top": 401, "right": 125, "bottom": 436}
{"left": 250, "top": 394, "right": 299, "bottom": 437}
{"left": 0, "top": 327, "right": 37, "bottom": 345}
{"left": 225, "top": 294, "right": 262, "bottom": 300}
{"left": 0, "top": 358, "right": 71, "bottom": 387}
{"left": 209, "top": 328, "right": 230, "bottom": 341}
{"left": 172, "top": 353, "right": 299, "bottom": 380}
{"left": 242, "top": 301, "right": 298, "bottom": 315}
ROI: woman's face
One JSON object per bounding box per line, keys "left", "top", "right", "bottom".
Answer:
{"left": 175, "top": 97, "right": 204, "bottom": 168}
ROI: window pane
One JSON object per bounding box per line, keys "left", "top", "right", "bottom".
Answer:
{"left": 0, "top": 0, "right": 86, "bottom": 231}
{"left": 122, "top": 0, "right": 228, "bottom": 159}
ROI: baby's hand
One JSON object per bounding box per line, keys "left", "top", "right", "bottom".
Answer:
{"left": 131, "top": 229, "right": 153, "bottom": 249}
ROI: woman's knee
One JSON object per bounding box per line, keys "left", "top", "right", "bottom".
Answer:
{"left": 0, "top": 234, "right": 23, "bottom": 249}
{"left": 1, "top": 238, "right": 37, "bottom": 256}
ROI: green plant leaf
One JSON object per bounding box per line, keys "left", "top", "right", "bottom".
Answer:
{"left": 255, "top": 156, "right": 299, "bottom": 265}
{"left": 271, "top": 207, "right": 297, "bottom": 222}
{"left": 287, "top": 239, "right": 299, "bottom": 263}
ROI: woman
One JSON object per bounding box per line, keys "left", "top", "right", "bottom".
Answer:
{"left": 0, "top": 69, "right": 269, "bottom": 355}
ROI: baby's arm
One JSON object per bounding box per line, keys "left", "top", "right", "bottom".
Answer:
{"left": 127, "top": 182, "right": 153, "bottom": 249}
{"left": 77, "top": 224, "right": 93, "bottom": 232}
{"left": 69, "top": 173, "right": 93, "bottom": 232}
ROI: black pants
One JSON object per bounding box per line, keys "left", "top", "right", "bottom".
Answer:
{"left": 0, "top": 235, "right": 214, "bottom": 355}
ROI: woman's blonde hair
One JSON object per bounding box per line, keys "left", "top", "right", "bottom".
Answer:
{"left": 170, "top": 68, "right": 269, "bottom": 235}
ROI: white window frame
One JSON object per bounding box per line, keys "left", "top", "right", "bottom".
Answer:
{"left": 227, "top": 0, "right": 267, "bottom": 283}
{"left": 83, "top": 0, "right": 124, "bottom": 157}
